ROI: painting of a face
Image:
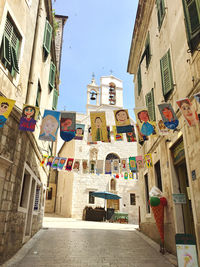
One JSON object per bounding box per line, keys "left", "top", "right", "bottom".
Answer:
{"left": 24, "top": 107, "right": 35, "bottom": 118}
{"left": 116, "top": 110, "right": 128, "bottom": 123}
{"left": 130, "top": 160, "right": 135, "bottom": 168}
{"left": 60, "top": 159, "right": 65, "bottom": 165}
{"left": 73, "top": 161, "right": 80, "bottom": 169}
{"left": 138, "top": 111, "right": 149, "bottom": 122}
{"left": 83, "top": 161, "right": 87, "bottom": 169}
{"left": 0, "top": 103, "right": 9, "bottom": 114}
{"left": 44, "top": 119, "right": 57, "bottom": 134}
{"left": 54, "top": 159, "right": 59, "bottom": 164}
{"left": 76, "top": 128, "right": 83, "bottom": 136}
{"left": 162, "top": 108, "right": 173, "bottom": 121}
{"left": 95, "top": 117, "right": 102, "bottom": 128}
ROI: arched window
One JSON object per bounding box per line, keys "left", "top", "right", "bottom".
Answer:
{"left": 109, "top": 82, "right": 116, "bottom": 105}
{"left": 106, "top": 153, "right": 120, "bottom": 161}
{"left": 110, "top": 178, "right": 116, "bottom": 191}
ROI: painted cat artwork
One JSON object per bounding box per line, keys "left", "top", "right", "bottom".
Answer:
{"left": 114, "top": 109, "right": 132, "bottom": 133}
{"left": 158, "top": 103, "right": 179, "bottom": 130}
{"left": 60, "top": 112, "right": 76, "bottom": 142}
{"left": 39, "top": 110, "right": 60, "bottom": 142}
{"left": 0, "top": 97, "right": 16, "bottom": 128}
{"left": 19, "top": 105, "right": 39, "bottom": 132}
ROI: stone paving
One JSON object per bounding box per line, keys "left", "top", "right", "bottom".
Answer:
{"left": 4, "top": 215, "right": 176, "bottom": 267}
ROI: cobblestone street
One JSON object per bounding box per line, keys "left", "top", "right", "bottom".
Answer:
{"left": 3, "top": 215, "right": 177, "bottom": 267}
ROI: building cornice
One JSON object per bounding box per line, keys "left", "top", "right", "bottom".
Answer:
{"left": 127, "top": 0, "right": 154, "bottom": 75}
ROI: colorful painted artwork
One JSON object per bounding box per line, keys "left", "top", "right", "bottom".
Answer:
{"left": 144, "top": 154, "right": 153, "bottom": 168}
{"left": 74, "top": 124, "right": 85, "bottom": 140}
{"left": 60, "top": 112, "right": 76, "bottom": 141}
{"left": 176, "top": 98, "right": 199, "bottom": 126}
{"left": 112, "top": 126, "right": 123, "bottom": 141}
{"left": 158, "top": 103, "right": 179, "bottom": 130}
{"left": 124, "top": 172, "right": 128, "bottom": 179}
{"left": 39, "top": 110, "right": 60, "bottom": 142}
{"left": 96, "top": 160, "right": 104, "bottom": 174}
{"left": 65, "top": 158, "right": 74, "bottom": 171}
{"left": 89, "top": 160, "right": 96, "bottom": 174}
{"left": 135, "top": 123, "right": 148, "bottom": 144}
{"left": 87, "top": 126, "right": 97, "bottom": 145}
{"left": 129, "top": 172, "right": 133, "bottom": 179}
{"left": 73, "top": 160, "right": 80, "bottom": 172}
{"left": 82, "top": 160, "right": 88, "bottom": 174}
{"left": 129, "top": 157, "right": 137, "bottom": 171}
{"left": 121, "top": 159, "right": 127, "bottom": 172}
{"left": 52, "top": 157, "right": 60, "bottom": 169}
{"left": 114, "top": 109, "right": 132, "bottom": 133}
{"left": 46, "top": 156, "right": 54, "bottom": 167}
{"left": 102, "top": 126, "right": 111, "bottom": 143}
{"left": 105, "top": 160, "right": 111, "bottom": 174}
{"left": 90, "top": 112, "right": 108, "bottom": 142}
{"left": 57, "top": 157, "right": 67, "bottom": 170}
{"left": 126, "top": 125, "right": 137, "bottom": 142}
{"left": 19, "top": 105, "right": 39, "bottom": 132}
{"left": 0, "top": 97, "right": 16, "bottom": 128}
{"left": 40, "top": 155, "right": 48, "bottom": 166}
{"left": 157, "top": 120, "right": 169, "bottom": 135}
{"left": 136, "top": 156, "right": 144, "bottom": 170}
{"left": 194, "top": 92, "right": 200, "bottom": 104}
{"left": 134, "top": 108, "right": 156, "bottom": 136}
{"left": 112, "top": 159, "right": 119, "bottom": 174}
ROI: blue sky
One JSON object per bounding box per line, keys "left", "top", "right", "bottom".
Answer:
{"left": 53, "top": 0, "right": 138, "bottom": 119}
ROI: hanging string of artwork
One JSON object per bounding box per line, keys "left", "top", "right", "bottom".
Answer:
{"left": 1, "top": 94, "right": 200, "bottom": 145}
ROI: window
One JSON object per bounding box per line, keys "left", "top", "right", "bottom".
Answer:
{"left": 46, "top": 187, "right": 53, "bottom": 200}
{"left": 34, "top": 185, "right": 40, "bottom": 211}
{"left": 160, "top": 49, "right": 174, "bottom": 100}
{"left": 109, "top": 82, "right": 116, "bottom": 105}
{"left": 49, "top": 61, "right": 56, "bottom": 90}
{"left": 0, "top": 16, "right": 20, "bottom": 77}
{"left": 137, "top": 65, "right": 142, "bottom": 96}
{"left": 182, "top": 0, "right": 200, "bottom": 52}
{"left": 43, "top": 19, "right": 52, "bottom": 58}
{"left": 144, "top": 173, "right": 150, "bottom": 213}
{"left": 36, "top": 82, "right": 41, "bottom": 107}
{"left": 110, "top": 179, "right": 116, "bottom": 191}
{"left": 130, "top": 193, "right": 136, "bottom": 205}
{"left": 156, "top": 0, "right": 166, "bottom": 29}
{"left": 20, "top": 171, "right": 31, "bottom": 208}
{"left": 155, "top": 161, "right": 162, "bottom": 191}
{"left": 145, "top": 88, "right": 156, "bottom": 121}
{"left": 52, "top": 89, "right": 58, "bottom": 110}
{"left": 141, "top": 32, "right": 151, "bottom": 69}
{"left": 89, "top": 191, "right": 95, "bottom": 204}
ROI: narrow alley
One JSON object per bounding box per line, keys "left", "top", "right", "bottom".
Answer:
{"left": 3, "top": 215, "right": 176, "bottom": 267}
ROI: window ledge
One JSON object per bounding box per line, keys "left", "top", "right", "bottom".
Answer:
{"left": 0, "top": 155, "right": 13, "bottom": 168}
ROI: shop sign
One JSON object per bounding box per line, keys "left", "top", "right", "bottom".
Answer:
{"left": 175, "top": 234, "right": 199, "bottom": 267}
{"left": 172, "top": 193, "right": 186, "bottom": 204}
{"left": 172, "top": 140, "right": 185, "bottom": 165}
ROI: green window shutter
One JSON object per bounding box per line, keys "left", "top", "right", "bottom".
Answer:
{"left": 156, "top": 0, "right": 166, "bottom": 29}
{"left": 52, "top": 89, "right": 58, "bottom": 110}
{"left": 182, "top": 0, "right": 200, "bottom": 49}
{"left": 36, "top": 83, "right": 41, "bottom": 107}
{"left": 137, "top": 65, "right": 142, "bottom": 95}
{"left": 49, "top": 62, "right": 56, "bottom": 90}
{"left": 11, "top": 45, "right": 19, "bottom": 73}
{"left": 43, "top": 20, "right": 52, "bottom": 56}
{"left": 3, "top": 34, "right": 11, "bottom": 64}
{"left": 160, "top": 50, "right": 173, "bottom": 98}
{"left": 145, "top": 32, "right": 151, "bottom": 68}
{"left": 145, "top": 88, "right": 156, "bottom": 121}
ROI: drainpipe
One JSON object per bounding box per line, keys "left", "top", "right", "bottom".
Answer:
{"left": 25, "top": 0, "right": 43, "bottom": 105}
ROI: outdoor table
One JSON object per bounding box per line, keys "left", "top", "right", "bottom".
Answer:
{"left": 110, "top": 212, "right": 128, "bottom": 223}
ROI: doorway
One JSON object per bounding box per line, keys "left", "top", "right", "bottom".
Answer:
{"left": 175, "top": 160, "right": 195, "bottom": 236}
{"left": 107, "top": 199, "right": 119, "bottom": 210}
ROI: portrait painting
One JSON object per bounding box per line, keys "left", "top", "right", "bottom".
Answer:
{"left": 74, "top": 124, "right": 85, "bottom": 140}
{"left": 82, "top": 160, "right": 88, "bottom": 174}
{"left": 87, "top": 126, "right": 97, "bottom": 145}
{"left": 90, "top": 112, "right": 108, "bottom": 142}
{"left": 176, "top": 98, "right": 199, "bottom": 127}
{"left": 158, "top": 103, "right": 179, "bottom": 130}
{"left": 65, "top": 158, "right": 74, "bottom": 171}
{"left": 134, "top": 108, "right": 156, "bottom": 136}
{"left": 73, "top": 160, "right": 80, "bottom": 172}
{"left": 46, "top": 156, "right": 54, "bottom": 168}
{"left": 60, "top": 112, "right": 76, "bottom": 141}
{"left": 114, "top": 109, "right": 132, "bottom": 133}
{"left": 144, "top": 154, "right": 153, "bottom": 168}
{"left": 96, "top": 160, "right": 104, "bottom": 174}
{"left": 157, "top": 120, "right": 169, "bottom": 135}
{"left": 105, "top": 160, "right": 111, "bottom": 174}
{"left": 19, "top": 104, "right": 39, "bottom": 132}
{"left": 57, "top": 157, "right": 67, "bottom": 170}
{"left": 121, "top": 158, "right": 127, "bottom": 172}
{"left": 136, "top": 156, "right": 144, "bottom": 170}
{"left": 129, "top": 157, "right": 137, "bottom": 171}
{"left": 39, "top": 110, "right": 60, "bottom": 142}
{"left": 52, "top": 157, "right": 60, "bottom": 169}
{"left": 126, "top": 125, "right": 137, "bottom": 142}
{"left": 112, "top": 159, "right": 119, "bottom": 174}
{"left": 0, "top": 97, "right": 16, "bottom": 128}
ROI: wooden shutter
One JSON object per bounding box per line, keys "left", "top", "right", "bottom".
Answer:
{"left": 145, "top": 32, "right": 151, "bottom": 68}
{"left": 43, "top": 20, "right": 52, "bottom": 56}
{"left": 145, "top": 88, "right": 156, "bottom": 121}
{"left": 137, "top": 65, "right": 142, "bottom": 95}
{"left": 49, "top": 62, "right": 56, "bottom": 89}
{"left": 52, "top": 89, "right": 58, "bottom": 110}
{"left": 34, "top": 185, "right": 40, "bottom": 211}
{"left": 156, "top": 0, "right": 165, "bottom": 29}
{"left": 160, "top": 50, "right": 173, "bottom": 97}
{"left": 3, "top": 34, "right": 11, "bottom": 64}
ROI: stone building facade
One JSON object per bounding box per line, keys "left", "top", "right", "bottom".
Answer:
{"left": 127, "top": 0, "right": 200, "bottom": 260}
{"left": 55, "top": 75, "right": 139, "bottom": 224}
{"left": 0, "top": 0, "right": 66, "bottom": 263}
